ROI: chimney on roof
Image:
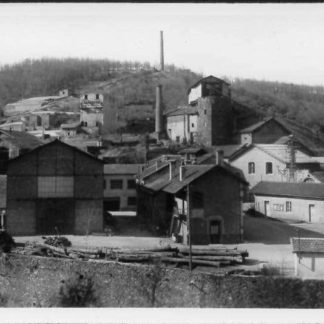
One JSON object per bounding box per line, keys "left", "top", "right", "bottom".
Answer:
{"left": 216, "top": 150, "right": 224, "bottom": 166}
{"left": 160, "top": 31, "right": 164, "bottom": 72}
{"left": 179, "top": 164, "right": 185, "bottom": 182}
{"left": 155, "top": 85, "right": 163, "bottom": 138}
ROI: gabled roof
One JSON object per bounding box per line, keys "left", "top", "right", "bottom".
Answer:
{"left": 8, "top": 139, "right": 103, "bottom": 164}
{"left": 239, "top": 117, "right": 290, "bottom": 134}
{"left": 141, "top": 162, "right": 247, "bottom": 195}
{"left": 104, "top": 164, "right": 142, "bottom": 175}
{"left": 292, "top": 237, "right": 324, "bottom": 253}
{"left": 189, "top": 75, "right": 229, "bottom": 91}
{"left": 0, "top": 130, "right": 44, "bottom": 150}
{"left": 251, "top": 181, "right": 324, "bottom": 200}
{"left": 165, "top": 105, "right": 198, "bottom": 117}
{"left": 178, "top": 147, "right": 206, "bottom": 155}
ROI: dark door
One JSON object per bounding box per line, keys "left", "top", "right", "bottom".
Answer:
{"left": 210, "top": 220, "right": 222, "bottom": 244}
{"left": 36, "top": 199, "right": 75, "bottom": 235}
{"left": 104, "top": 198, "right": 120, "bottom": 212}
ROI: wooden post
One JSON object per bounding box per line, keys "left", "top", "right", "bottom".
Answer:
{"left": 187, "top": 184, "right": 192, "bottom": 271}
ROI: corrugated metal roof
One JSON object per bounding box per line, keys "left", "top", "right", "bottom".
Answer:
{"left": 104, "top": 164, "right": 141, "bottom": 175}
{"left": 292, "top": 237, "right": 324, "bottom": 253}
{"left": 251, "top": 181, "right": 324, "bottom": 200}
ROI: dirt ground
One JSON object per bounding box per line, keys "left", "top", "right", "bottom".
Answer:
{"left": 14, "top": 215, "right": 324, "bottom": 276}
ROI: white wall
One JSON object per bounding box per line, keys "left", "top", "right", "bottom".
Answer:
{"left": 167, "top": 115, "right": 198, "bottom": 143}
{"left": 295, "top": 253, "right": 324, "bottom": 279}
{"left": 241, "top": 133, "right": 252, "bottom": 145}
{"left": 81, "top": 110, "right": 103, "bottom": 127}
{"left": 255, "top": 195, "right": 324, "bottom": 223}
{"left": 188, "top": 84, "right": 202, "bottom": 104}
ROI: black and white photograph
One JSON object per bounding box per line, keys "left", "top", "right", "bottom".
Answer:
{"left": 2, "top": 2, "right": 324, "bottom": 319}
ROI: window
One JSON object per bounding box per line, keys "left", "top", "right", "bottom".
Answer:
{"left": 127, "top": 179, "right": 136, "bottom": 189}
{"left": 38, "top": 176, "right": 74, "bottom": 197}
{"left": 96, "top": 94, "right": 99, "bottom": 100}
{"left": 286, "top": 201, "right": 292, "bottom": 212}
{"left": 110, "top": 179, "right": 123, "bottom": 189}
{"left": 191, "top": 123, "right": 195, "bottom": 128}
{"left": 84, "top": 94, "right": 88, "bottom": 100}
{"left": 266, "top": 162, "right": 273, "bottom": 174}
{"left": 204, "top": 109, "right": 207, "bottom": 115}
{"left": 127, "top": 197, "right": 137, "bottom": 206}
{"left": 273, "top": 204, "right": 284, "bottom": 211}
{"left": 248, "top": 162, "right": 255, "bottom": 174}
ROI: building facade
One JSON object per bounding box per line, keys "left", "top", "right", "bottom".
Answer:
{"left": 137, "top": 156, "right": 247, "bottom": 244}
{"left": 252, "top": 181, "right": 324, "bottom": 223}
{"left": 103, "top": 164, "right": 140, "bottom": 213}
{"left": 292, "top": 237, "right": 324, "bottom": 280}
{"left": 6, "top": 139, "right": 103, "bottom": 235}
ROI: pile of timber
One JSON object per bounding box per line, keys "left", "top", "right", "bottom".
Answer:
{"left": 14, "top": 242, "right": 248, "bottom": 269}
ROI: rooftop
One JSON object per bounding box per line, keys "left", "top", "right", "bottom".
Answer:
{"left": 239, "top": 117, "right": 290, "bottom": 134}
{"left": 104, "top": 164, "right": 142, "bottom": 175}
{"left": 165, "top": 105, "right": 198, "bottom": 117}
{"left": 189, "top": 75, "right": 230, "bottom": 91}
{"left": 0, "top": 130, "right": 44, "bottom": 150}
{"left": 292, "top": 237, "right": 324, "bottom": 253}
{"left": 251, "top": 181, "right": 324, "bottom": 200}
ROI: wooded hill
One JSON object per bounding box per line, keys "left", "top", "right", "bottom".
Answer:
{"left": 1, "top": 58, "right": 324, "bottom": 138}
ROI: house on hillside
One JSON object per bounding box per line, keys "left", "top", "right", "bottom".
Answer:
{"left": 6, "top": 139, "right": 103, "bottom": 235}
{"left": 165, "top": 76, "right": 234, "bottom": 146}
{"left": 292, "top": 237, "right": 324, "bottom": 279}
{"left": 136, "top": 155, "right": 248, "bottom": 244}
{"left": 239, "top": 117, "right": 291, "bottom": 145}
{"left": 61, "top": 122, "right": 81, "bottom": 137}
{"left": 252, "top": 181, "right": 324, "bottom": 223}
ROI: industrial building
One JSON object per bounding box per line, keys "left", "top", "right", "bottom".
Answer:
{"left": 136, "top": 153, "right": 248, "bottom": 244}
{"left": 6, "top": 139, "right": 103, "bottom": 235}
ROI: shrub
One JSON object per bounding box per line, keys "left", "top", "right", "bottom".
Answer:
{"left": 58, "top": 272, "right": 99, "bottom": 307}
{"left": 0, "top": 231, "right": 15, "bottom": 253}
{"left": 43, "top": 236, "right": 72, "bottom": 248}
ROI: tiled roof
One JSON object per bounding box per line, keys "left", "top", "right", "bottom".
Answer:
{"left": 104, "top": 164, "right": 142, "bottom": 175}
{"left": 165, "top": 105, "right": 198, "bottom": 117}
{"left": 189, "top": 75, "right": 229, "bottom": 90}
{"left": 292, "top": 237, "right": 324, "bottom": 253}
{"left": 0, "top": 130, "right": 43, "bottom": 150}
{"left": 141, "top": 162, "right": 247, "bottom": 194}
{"left": 251, "top": 181, "right": 324, "bottom": 200}
{"left": 239, "top": 117, "right": 289, "bottom": 134}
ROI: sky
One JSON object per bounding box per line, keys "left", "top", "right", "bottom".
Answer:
{"left": 1, "top": 3, "right": 324, "bottom": 86}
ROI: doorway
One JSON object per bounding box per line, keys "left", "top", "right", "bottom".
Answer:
{"left": 309, "top": 204, "right": 315, "bottom": 222}
{"left": 104, "top": 198, "right": 120, "bottom": 212}
{"left": 210, "top": 219, "right": 222, "bottom": 244}
{"left": 264, "top": 201, "right": 270, "bottom": 217}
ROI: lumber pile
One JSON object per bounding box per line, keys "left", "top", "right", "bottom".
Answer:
{"left": 13, "top": 241, "right": 248, "bottom": 270}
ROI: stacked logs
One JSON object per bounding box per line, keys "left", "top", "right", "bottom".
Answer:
{"left": 14, "top": 243, "right": 248, "bottom": 269}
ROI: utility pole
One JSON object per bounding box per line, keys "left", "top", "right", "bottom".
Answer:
{"left": 186, "top": 184, "right": 192, "bottom": 271}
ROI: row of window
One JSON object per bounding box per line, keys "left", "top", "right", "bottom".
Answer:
{"left": 105, "top": 179, "right": 136, "bottom": 190}
{"left": 257, "top": 201, "right": 292, "bottom": 212}
{"left": 248, "top": 162, "right": 273, "bottom": 175}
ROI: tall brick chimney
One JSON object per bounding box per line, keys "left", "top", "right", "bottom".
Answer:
{"left": 155, "top": 85, "right": 163, "bottom": 138}
{"left": 160, "top": 31, "right": 164, "bottom": 72}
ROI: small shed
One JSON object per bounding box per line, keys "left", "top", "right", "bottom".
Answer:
{"left": 292, "top": 237, "right": 324, "bottom": 279}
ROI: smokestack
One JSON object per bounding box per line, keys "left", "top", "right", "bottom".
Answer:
{"left": 155, "top": 85, "right": 163, "bottom": 137}
{"left": 160, "top": 31, "right": 164, "bottom": 71}
{"left": 216, "top": 150, "right": 224, "bottom": 166}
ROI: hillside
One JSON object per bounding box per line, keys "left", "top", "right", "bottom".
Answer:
{"left": 1, "top": 58, "right": 324, "bottom": 142}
